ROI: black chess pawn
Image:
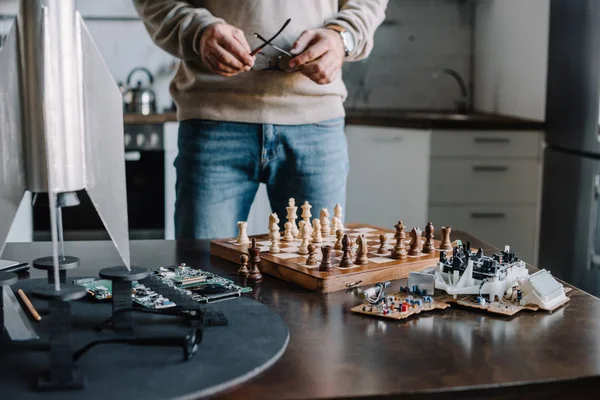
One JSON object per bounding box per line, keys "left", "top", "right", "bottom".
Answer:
{"left": 238, "top": 254, "right": 250, "bottom": 276}
{"left": 247, "top": 239, "right": 263, "bottom": 283}
{"left": 422, "top": 222, "right": 436, "bottom": 254}
{"left": 339, "top": 234, "right": 354, "bottom": 268}
{"left": 377, "top": 234, "right": 387, "bottom": 254}
{"left": 306, "top": 244, "right": 318, "bottom": 266}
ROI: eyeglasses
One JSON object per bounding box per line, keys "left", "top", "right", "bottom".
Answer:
{"left": 250, "top": 18, "right": 291, "bottom": 57}
{"left": 250, "top": 18, "right": 298, "bottom": 72}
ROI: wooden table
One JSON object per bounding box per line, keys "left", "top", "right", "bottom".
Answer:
{"left": 4, "top": 231, "right": 600, "bottom": 399}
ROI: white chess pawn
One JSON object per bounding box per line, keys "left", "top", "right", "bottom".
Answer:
{"left": 298, "top": 222, "right": 311, "bottom": 255}
{"left": 312, "top": 219, "right": 323, "bottom": 243}
{"left": 286, "top": 198, "right": 299, "bottom": 238}
{"left": 269, "top": 213, "right": 281, "bottom": 253}
{"left": 283, "top": 221, "right": 294, "bottom": 242}
{"left": 236, "top": 221, "right": 250, "bottom": 244}
{"left": 334, "top": 203, "right": 344, "bottom": 231}
{"left": 320, "top": 208, "right": 331, "bottom": 237}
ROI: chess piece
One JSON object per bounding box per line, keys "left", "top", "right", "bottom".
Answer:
{"left": 339, "top": 234, "right": 354, "bottom": 268}
{"left": 331, "top": 216, "right": 339, "bottom": 236}
{"left": 334, "top": 203, "right": 344, "bottom": 231}
{"left": 391, "top": 221, "right": 408, "bottom": 260}
{"left": 312, "top": 219, "right": 323, "bottom": 243}
{"left": 422, "top": 222, "right": 436, "bottom": 254}
{"left": 440, "top": 226, "right": 453, "bottom": 251}
{"left": 286, "top": 198, "right": 300, "bottom": 238}
{"left": 298, "top": 221, "right": 310, "bottom": 255}
{"left": 320, "top": 208, "right": 331, "bottom": 237}
{"left": 334, "top": 229, "right": 344, "bottom": 250}
{"left": 269, "top": 213, "right": 281, "bottom": 253}
{"left": 377, "top": 234, "right": 387, "bottom": 254}
{"left": 408, "top": 227, "right": 422, "bottom": 256}
{"left": 283, "top": 221, "right": 294, "bottom": 242}
{"left": 306, "top": 244, "right": 318, "bottom": 266}
{"left": 238, "top": 254, "right": 250, "bottom": 276}
{"left": 348, "top": 236, "right": 356, "bottom": 258}
{"left": 319, "top": 245, "right": 333, "bottom": 271}
{"left": 354, "top": 234, "right": 369, "bottom": 265}
{"left": 247, "top": 239, "right": 263, "bottom": 283}
{"left": 236, "top": 221, "right": 250, "bottom": 244}
{"left": 301, "top": 201, "right": 312, "bottom": 233}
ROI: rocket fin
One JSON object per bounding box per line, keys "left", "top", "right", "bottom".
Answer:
{"left": 0, "top": 22, "right": 27, "bottom": 255}
{"left": 79, "top": 14, "right": 131, "bottom": 269}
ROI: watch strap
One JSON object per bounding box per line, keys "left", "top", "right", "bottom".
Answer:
{"left": 326, "top": 25, "right": 349, "bottom": 57}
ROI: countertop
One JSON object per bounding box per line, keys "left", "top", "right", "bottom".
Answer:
{"left": 124, "top": 109, "right": 545, "bottom": 131}
{"left": 3, "top": 229, "right": 598, "bottom": 399}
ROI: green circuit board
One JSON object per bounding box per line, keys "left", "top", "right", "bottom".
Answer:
{"left": 72, "top": 263, "right": 251, "bottom": 309}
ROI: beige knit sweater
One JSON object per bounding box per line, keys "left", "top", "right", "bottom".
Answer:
{"left": 133, "top": 0, "right": 388, "bottom": 125}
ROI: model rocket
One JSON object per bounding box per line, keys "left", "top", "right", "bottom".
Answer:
{"left": 0, "top": 0, "right": 131, "bottom": 278}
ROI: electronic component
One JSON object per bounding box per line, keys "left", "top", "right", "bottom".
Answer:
{"left": 407, "top": 272, "right": 435, "bottom": 295}
{"left": 73, "top": 263, "right": 252, "bottom": 309}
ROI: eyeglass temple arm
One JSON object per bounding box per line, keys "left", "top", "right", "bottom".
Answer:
{"left": 250, "top": 18, "right": 291, "bottom": 56}
{"left": 73, "top": 334, "right": 193, "bottom": 362}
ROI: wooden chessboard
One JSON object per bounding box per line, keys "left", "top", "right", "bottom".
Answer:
{"left": 210, "top": 223, "right": 455, "bottom": 293}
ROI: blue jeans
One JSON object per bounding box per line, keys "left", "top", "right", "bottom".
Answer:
{"left": 174, "top": 117, "right": 350, "bottom": 239}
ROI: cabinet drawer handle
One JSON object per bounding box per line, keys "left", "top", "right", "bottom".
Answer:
{"left": 473, "top": 137, "right": 510, "bottom": 144}
{"left": 125, "top": 151, "right": 141, "bottom": 161}
{"left": 472, "top": 165, "right": 508, "bottom": 172}
{"left": 370, "top": 136, "right": 403, "bottom": 143}
{"left": 470, "top": 212, "right": 506, "bottom": 219}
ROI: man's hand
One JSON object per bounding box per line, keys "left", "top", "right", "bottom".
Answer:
{"left": 199, "top": 22, "right": 254, "bottom": 77}
{"left": 289, "top": 28, "right": 345, "bottom": 85}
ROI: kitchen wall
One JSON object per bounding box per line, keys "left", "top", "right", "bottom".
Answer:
{"left": 0, "top": 0, "right": 474, "bottom": 112}
{"left": 474, "top": 0, "right": 549, "bottom": 121}
{"left": 344, "top": 0, "right": 474, "bottom": 111}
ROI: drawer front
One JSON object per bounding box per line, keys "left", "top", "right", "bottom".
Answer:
{"left": 346, "top": 126, "right": 431, "bottom": 229}
{"left": 429, "top": 159, "right": 541, "bottom": 204}
{"left": 431, "top": 130, "right": 543, "bottom": 158}
{"left": 428, "top": 205, "right": 538, "bottom": 264}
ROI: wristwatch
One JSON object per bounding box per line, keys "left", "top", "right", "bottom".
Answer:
{"left": 327, "top": 25, "right": 356, "bottom": 57}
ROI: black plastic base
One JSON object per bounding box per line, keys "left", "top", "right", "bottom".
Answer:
{"left": 98, "top": 266, "right": 149, "bottom": 282}
{"left": 33, "top": 256, "right": 81, "bottom": 284}
{"left": 36, "top": 369, "right": 86, "bottom": 391}
{"left": 1, "top": 278, "right": 289, "bottom": 399}
{"left": 32, "top": 284, "right": 87, "bottom": 302}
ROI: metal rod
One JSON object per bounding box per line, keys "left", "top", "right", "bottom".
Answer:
{"left": 57, "top": 206, "right": 65, "bottom": 259}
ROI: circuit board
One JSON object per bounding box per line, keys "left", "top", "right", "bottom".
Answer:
{"left": 72, "top": 263, "right": 251, "bottom": 309}
{"left": 446, "top": 287, "right": 572, "bottom": 316}
{"left": 210, "top": 223, "right": 457, "bottom": 293}
{"left": 151, "top": 264, "right": 252, "bottom": 303}
{"left": 350, "top": 286, "right": 572, "bottom": 320}
{"left": 351, "top": 292, "right": 450, "bottom": 320}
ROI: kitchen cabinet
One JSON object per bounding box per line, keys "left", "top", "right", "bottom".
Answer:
{"left": 346, "top": 125, "right": 431, "bottom": 230}
{"left": 428, "top": 130, "right": 544, "bottom": 263}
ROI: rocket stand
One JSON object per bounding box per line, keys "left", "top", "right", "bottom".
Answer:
{"left": 99, "top": 266, "right": 149, "bottom": 331}
{"left": 32, "top": 283, "right": 87, "bottom": 391}
{"left": 0, "top": 272, "right": 18, "bottom": 353}
{"left": 32, "top": 193, "right": 81, "bottom": 284}
{"left": 32, "top": 256, "right": 80, "bottom": 284}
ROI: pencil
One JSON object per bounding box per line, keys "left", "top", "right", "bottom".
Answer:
{"left": 17, "top": 289, "right": 41, "bottom": 321}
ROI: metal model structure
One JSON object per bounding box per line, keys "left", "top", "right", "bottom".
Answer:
{"left": 434, "top": 244, "right": 529, "bottom": 301}
{"left": 0, "top": 0, "right": 131, "bottom": 273}
{"left": 434, "top": 243, "right": 568, "bottom": 310}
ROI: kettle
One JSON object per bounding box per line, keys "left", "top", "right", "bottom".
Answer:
{"left": 124, "top": 67, "right": 157, "bottom": 115}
